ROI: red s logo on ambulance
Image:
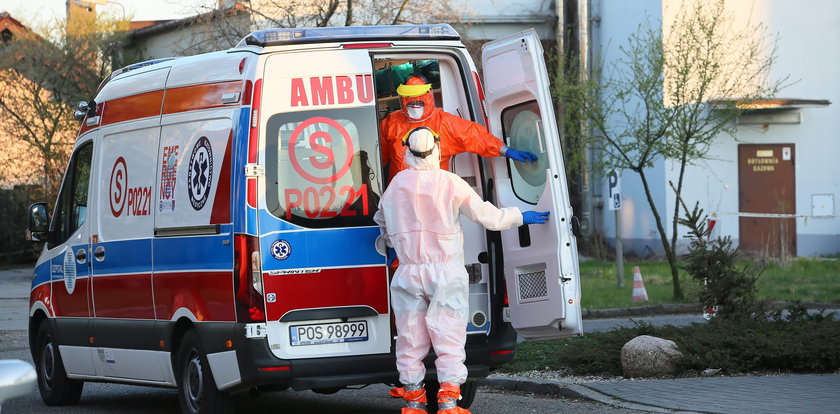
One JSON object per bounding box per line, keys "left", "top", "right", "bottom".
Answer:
{"left": 110, "top": 157, "right": 127, "bottom": 217}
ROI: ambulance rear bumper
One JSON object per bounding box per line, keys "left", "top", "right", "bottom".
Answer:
{"left": 231, "top": 322, "right": 517, "bottom": 392}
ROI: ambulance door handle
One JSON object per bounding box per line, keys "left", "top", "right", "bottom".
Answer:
{"left": 75, "top": 248, "right": 87, "bottom": 264}
{"left": 93, "top": 246, "right": 105, "bottom": 261}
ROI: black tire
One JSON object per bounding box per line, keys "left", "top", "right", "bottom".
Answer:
{"left": 34, "top": 321, "right": 84, "bottom": 405}
{"left": 425, "top": 380, "right": 476, "bottom": 411}
{"left": 175, "top": 330, "right": 235, "bottom": 414}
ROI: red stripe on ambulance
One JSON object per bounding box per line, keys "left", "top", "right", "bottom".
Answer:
{"left": 30, "top": 284, "right": 52, "bottom": 316}
{"left": 153, "top": 271, "right": 236, "bottom": 322}
{"left": 51, "top": 277, "right": 90, "bottom": 318}
{"left": 210, "top": 131, "right": 233, "bottom": 224}
{"left": 92, "top": 274, "right": 155, "bottom": 319}
{"left": 163, "top": 80, "right": 244, "bottom": 114}
{"left": 263, "top": 266, "right": 388, "bottom": 318}
{"left": 101, "top": 90, "right": 164, "bottom": 126}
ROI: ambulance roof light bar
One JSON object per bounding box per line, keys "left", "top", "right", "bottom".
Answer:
{"left": 239, "top": 24, "right": 460, "bottom": 47}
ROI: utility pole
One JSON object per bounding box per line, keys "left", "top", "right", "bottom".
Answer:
{"left": 608, "top": 170, "right": 623, "bottom": 287}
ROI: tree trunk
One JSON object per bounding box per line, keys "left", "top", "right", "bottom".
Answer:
{"left": 345, "top": 0, "right": 353, "bottom": 26}
{"left": 637, "top": 169, "right": 683, "bottom": 299}
{"left": 669, "top": 147, "right": 690, "bottom": 260}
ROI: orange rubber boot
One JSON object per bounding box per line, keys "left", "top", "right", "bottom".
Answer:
{"left": 390, "top": 386, "right": 405, "bottom": 398}
{"left": 401, "top": 386, "right": 428, "bottom": 414}
{"left": 437, "top": 382, "right": 471, "bottom": 414}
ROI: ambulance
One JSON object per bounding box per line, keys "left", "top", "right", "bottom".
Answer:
{"left": 26, "top": 24, "right": 582, "bottom": 413}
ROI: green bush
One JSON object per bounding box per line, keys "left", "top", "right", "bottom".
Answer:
{"left": 502, "top": 304, "right": 840, "bottom": 376}
{"left": 678, "top": 201, "right": 770, "bottom": 319}
{"left": 0, "top": 185, "right": 43, "bottom": 265}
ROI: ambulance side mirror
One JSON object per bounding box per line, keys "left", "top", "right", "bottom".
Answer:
{"left": 73, "top": 100, "right": 96, "bottom": 121}
{"left": 27, "top": 203, "right": 50, "bottom": 243}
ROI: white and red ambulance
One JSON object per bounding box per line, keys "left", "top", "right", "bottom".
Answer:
{"left": 26, "top": 24, "right": 582, "bottom": 413}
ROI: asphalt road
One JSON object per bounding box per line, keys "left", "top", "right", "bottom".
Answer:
{"left": 0, "top": 266, "right": 645, "bottom": 413}
{"left": 1, "top": 331, "right": 643, "bottom": 414}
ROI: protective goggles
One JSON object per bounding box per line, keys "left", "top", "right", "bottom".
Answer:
{"left": 402, "top": 127, "right": 441, "bottom": 159}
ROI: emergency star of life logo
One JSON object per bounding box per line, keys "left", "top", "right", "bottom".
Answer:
{"left": 271, "top": 239, "right": 291, "bottom": 260}
{"left": 288, "top": 117, "right": 354, "bottom": 184}
{"left": 187, "top": 137, "right": 214, "bottom": 211}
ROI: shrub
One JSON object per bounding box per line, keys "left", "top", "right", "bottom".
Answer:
{"left": 0, "top": 185, "right": 43, "bottom": 265}
{"left": 502, "top": 305, "right": 840, "bottom": 376}
{"left": 678, "top": 200, "right": 770, "bottom": 319}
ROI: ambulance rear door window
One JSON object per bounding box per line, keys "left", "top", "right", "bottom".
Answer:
{"left": 265, "top": 107, "right": 382, "bottom": 228}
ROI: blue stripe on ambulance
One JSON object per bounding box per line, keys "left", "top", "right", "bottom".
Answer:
{"left": 258, "top": 223, "right": 381, "bottom": 270}
{"left": 32, "top": 261, "right": 51, "bottom": 289}
{"left": 90, "top": 239, "right": 152, "bottom": 275}
{"left": 153, "top": 225, "right": 234, "bottom": 272}
{"left": 231, "top": 107, "right": 254, "bottom": 235}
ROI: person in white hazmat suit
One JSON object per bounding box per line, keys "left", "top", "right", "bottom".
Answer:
{"left": 373, "top": 127, "right": 549, "bottom": 414}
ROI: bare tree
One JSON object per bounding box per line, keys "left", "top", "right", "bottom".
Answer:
{"left": 556, "top": 0, "right": 786, "bottom": 299}
{"left": 171, "top": 0, "right": 472, "bottom": 55}
{"left": 0, "top": 14, "right": 136, "bottom": 199}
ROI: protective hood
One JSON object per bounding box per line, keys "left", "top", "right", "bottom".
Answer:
{"left": 404, "top": 127, "right": 440, "bottom": 170}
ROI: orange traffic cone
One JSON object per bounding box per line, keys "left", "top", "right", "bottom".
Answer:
{"left": 631, "top": 266, "right": 648, "bottom": 302}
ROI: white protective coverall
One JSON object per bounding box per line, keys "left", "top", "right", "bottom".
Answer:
{"left": 373, "top": 127, "right": 523, "bottom": 386}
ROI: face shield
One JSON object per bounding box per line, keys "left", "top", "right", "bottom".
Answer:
{"left": 397, "top": 76, "right": 435, "bottom": 121}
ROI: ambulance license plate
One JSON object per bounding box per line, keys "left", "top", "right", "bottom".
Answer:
{"left": 290, "top": 321, "right": 368, "bottom": 346}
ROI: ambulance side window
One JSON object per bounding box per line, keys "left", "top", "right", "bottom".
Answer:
{"left": 501, "top": 101, "right": 548, "bottom": 205}
{"left": 265, "top": 107, "right": 383, "bottom": 228}
{"left": 50, "top": 143, "right": 93, "bottom": 247}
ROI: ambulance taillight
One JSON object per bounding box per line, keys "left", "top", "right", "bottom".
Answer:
{"left": 472, "top": 71, "right": 489, "bottom": 127}
{"left": 234, "top": 234, "right": 266, "bottom": 322}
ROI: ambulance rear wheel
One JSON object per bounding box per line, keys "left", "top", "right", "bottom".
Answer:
{"left": 34, "top": 321, "right": 84, "bottom": 405}
{"left": 176, "top": 330, "right": 235, "bottom": 414}
{"left": 425, "top": 380, "right": 476, "bottom": 411}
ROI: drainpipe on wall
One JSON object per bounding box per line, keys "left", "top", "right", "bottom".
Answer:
{"left": 578, "top": 0, "right": 594, "bottom": 237}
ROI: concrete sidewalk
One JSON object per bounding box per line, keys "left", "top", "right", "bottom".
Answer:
{"left": 482, "top": 373, "right": 840, "bottom": 413}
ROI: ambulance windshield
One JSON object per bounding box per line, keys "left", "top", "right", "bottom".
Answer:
{"left": 265, "top": 107, "right": 383, "bottom": 228}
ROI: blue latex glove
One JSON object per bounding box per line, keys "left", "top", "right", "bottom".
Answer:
{"left": 522, "top": 211, "right": 550, "bottom": 224}
{"left": 387, "top": 247, "right": 397, "bottom": 266}
{"left": 505, "top": 148, "right": 539, "bottom": 163}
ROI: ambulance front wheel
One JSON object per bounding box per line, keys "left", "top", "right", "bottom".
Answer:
{"left": 176, "top": 329, "right": 235, "bottom": 414}
{"left": 34, "top": 321, "right": 84, "bottom": 405}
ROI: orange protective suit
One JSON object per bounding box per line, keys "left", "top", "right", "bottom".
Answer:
{"left": 379, "top": 104, "right": 504, "bottom": 182}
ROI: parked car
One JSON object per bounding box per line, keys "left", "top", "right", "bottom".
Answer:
{"left": 0, "top": 360, "right": 36, "bottom": 412}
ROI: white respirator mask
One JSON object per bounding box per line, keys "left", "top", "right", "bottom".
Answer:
{"left": 406, "top": 101, "right": 425, "bottom": 120}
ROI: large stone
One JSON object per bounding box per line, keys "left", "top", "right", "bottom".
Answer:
{"left": 620, "top": 335, "right": 683, "bottom": 378}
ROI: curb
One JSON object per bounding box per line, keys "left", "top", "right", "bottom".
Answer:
{"left": 583, "top": 301, "right": 840, "bottom": 319}
{"left": 478, "top": 376, "right": 679, "bottom": 413}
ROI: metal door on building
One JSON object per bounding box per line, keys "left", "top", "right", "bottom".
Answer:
{"left": 738, "top": 144, "right": 796, "bottom": 256}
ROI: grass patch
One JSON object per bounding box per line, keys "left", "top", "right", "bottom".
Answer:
{"left": 502, "top": 306, "right": 840, "bottom": 376}
{"left": 758, "top": 258, "right": 840, "bottom": 303}
{"left": 579, "top": 258, "right": 840, "bottom": 309}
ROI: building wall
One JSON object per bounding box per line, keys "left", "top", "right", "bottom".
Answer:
{"left": 456, "top": 0, "right": 556, "bottom": 41}
{"left": 595, "top": 0, "right": 839, "bottom": 257}
{"left": 675, "top": 0, "right": 840, "bottom": 257}
{"left": 591, "top": 0, "right": 665, "bottom": 256}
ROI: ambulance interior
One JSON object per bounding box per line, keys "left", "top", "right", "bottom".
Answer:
{"left": 373, "top": 55, "right": 495, "bottom": 335}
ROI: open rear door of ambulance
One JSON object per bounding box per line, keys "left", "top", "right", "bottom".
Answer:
{"left": 481, "top": 29, "right": 583, "bottom": 339}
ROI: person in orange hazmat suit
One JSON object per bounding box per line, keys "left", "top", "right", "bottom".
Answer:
{"left": 379, "top": 74, "right": 538, "bottom": 182}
